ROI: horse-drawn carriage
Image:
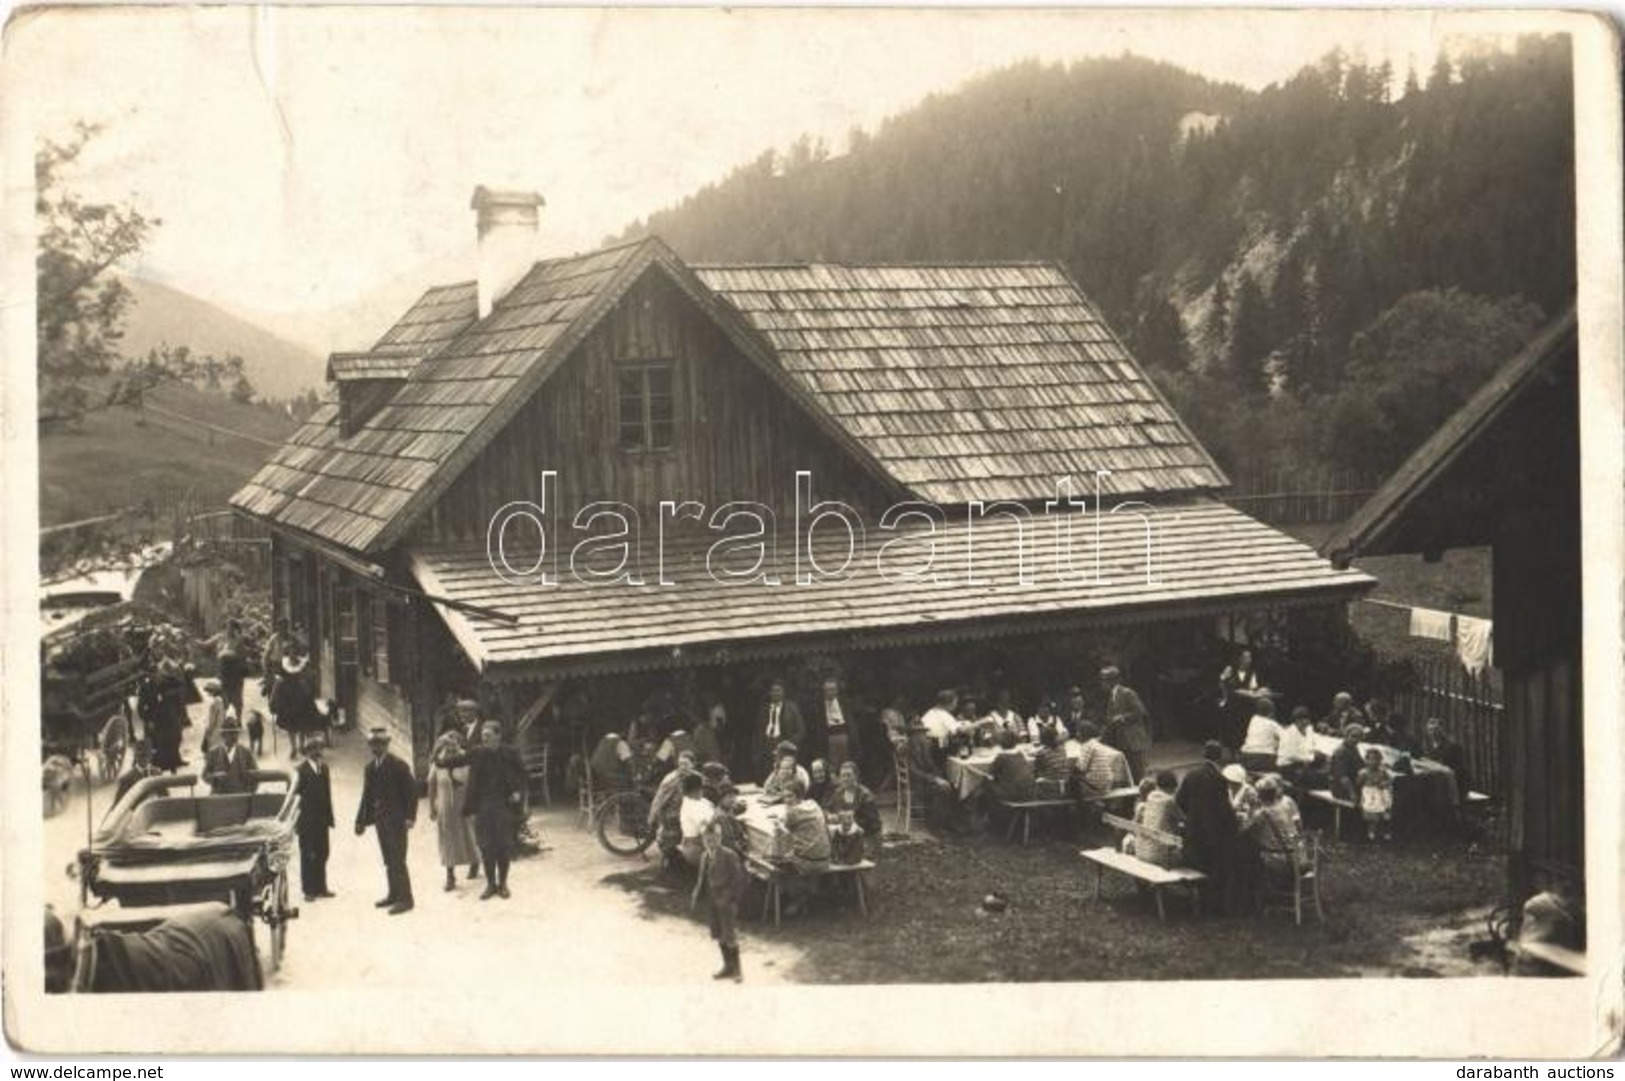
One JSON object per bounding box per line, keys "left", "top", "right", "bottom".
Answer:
{"left": 71, "top": 770, "right": 301, "bottom": 988}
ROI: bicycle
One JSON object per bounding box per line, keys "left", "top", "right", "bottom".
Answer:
{"left": 594, "top": 784, "right": 658, "bottom": 856}
{"left": 593, "top": 753, "right": 665, "bottom": 857}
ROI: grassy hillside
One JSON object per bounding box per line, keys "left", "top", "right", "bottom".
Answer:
{"left": 120, "top": 275, "right": 327, "bottom": 400}
{"left": 39, "top": 383, "right": 296, "bottom": 528}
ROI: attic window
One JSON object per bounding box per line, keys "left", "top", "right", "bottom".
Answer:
{"left": 617, "top": 360, "right": 675, "bottom": 452}
{"left": 338, "top": 379, "right": 404, "bottom": 438}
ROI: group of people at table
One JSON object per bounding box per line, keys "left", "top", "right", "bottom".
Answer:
{"left": 574, "top": 659, "right": 1476, "bottom": 934}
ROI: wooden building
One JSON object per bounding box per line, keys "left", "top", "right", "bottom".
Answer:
{"left": 1324, "top": 307, "right": 1583, "bottom": 922}
{"left": 232, "top": 188, "right": 1371, "bottom": 773}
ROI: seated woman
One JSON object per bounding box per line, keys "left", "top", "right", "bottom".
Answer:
{"left": 1026, "top": 700, "right": 1066, "bottom": 745}
{"left": 982, "top": 690, "right": 1024, "bottom": 745}
{"left": 1123, "top": 770, "right": 1185, "bottom": 868}
{"left": 1245, "top": 775, "right": 1304, "bottom": 880}
{"left": 778, "top": 778, "right": 834, "bottom": 916}
{"left": 806, "top": 759, "right": 834, "bottom": 807}
{"left": 1222, "top": 763, "right": 1262, "bottom": 826}
{"left": 904, "top": 718, "right": 959, "bottom": 829}
{"left": 823, "top": 760, "right": 882, "bottom": 841}
{"left": 1239, "top": 697, "right": 1284, "bottom": 774}
{"left": 647, "top": 750, "right": 698, "bottom": 862}
{"left": 1328, "top": 724, "right": 1366, "bottom": 803}
{"left": 1032, "top": 725, "right": 1072, "bottom": 800}
{"left": 762, "top": 751, "right": 810, "bottom": 804}
{"left": 986, "top": 728, "right": 1035, "bottom": 802}
{"left": 700, "top": 761, "right": 732, "bottom": 804}
{"left": 1362, "top": 699, "right": 1406, "bottom": 751}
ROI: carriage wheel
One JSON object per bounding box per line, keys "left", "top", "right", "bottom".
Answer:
{"left": 266, "top": 868, "right": 291, "bottom": 974}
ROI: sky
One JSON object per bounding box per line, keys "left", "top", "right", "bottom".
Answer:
{"left": 2, "top": 6, "right": 1548, "bottom": 316}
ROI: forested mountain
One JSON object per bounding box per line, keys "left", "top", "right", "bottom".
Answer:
{"left": 620, "top": 37, "right": 1574, "bottom": 481}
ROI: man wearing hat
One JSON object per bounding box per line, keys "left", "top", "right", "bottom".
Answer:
{"left": 356, "top": 727, "right": 418, "bottom": 914}
{"left": 294, "top": 736, "right": 336, "bottom": 902}
{"left": 1100, "top": 665, "right": 1153, "bottom": 784}
{"left": 202, "top": 715, "right": 259, "bottom": 795}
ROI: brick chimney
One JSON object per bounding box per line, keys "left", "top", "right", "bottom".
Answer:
{"left": 471, "top": 186, "right": 544, "bottom": 318}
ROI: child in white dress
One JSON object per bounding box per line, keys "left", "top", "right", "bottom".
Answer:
{"left": 1357, "top": 747, "right": 1394, "bottom": 841}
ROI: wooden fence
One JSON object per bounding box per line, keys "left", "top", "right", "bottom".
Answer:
{"left": 1224, "top": 466, "right": 1383, "bottom": 525}
{"left": 1385, "top": 653, "right": 1504, "bottom": 797}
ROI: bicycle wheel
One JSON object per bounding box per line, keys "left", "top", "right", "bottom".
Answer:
{"left": 596, "top": 791, "right": 656, "bottom": 856}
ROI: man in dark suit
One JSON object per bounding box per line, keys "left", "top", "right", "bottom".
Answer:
{"left": 1175, "top": 740, "right": 1240, "bottom": 915}
{"left": 294, "top": 736, "right": 336, "bottom": 902}
{"left": 756, "top": 680, "right": 804, "bottom": 774}
{"left": 1423, "top": 717, "right": 1472, "bottom": 798}
{"left": 202, "top": 717, "right": 259, "bottom": 794}
{"left": 813, "top": 677, "right": 863, "bottom": 777}
{"left": 355, "top": 727, "right": 418, "bottom": 915}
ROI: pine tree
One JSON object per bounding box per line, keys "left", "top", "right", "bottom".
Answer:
{"left": 1226, "top": 274, "right": 1274, "bottom": 396}
{"left": 1132, "top": 296, "right": 1194, "bottom": 373}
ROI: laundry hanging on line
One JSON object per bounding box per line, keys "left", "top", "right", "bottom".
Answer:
{"left": 1455, "top": 615, "right": 1494, "bottom": 677}
{"left": 1407, "top": 606, "right": 1455, "bottom": 642}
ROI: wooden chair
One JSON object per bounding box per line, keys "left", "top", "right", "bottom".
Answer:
{"left": 576, "top": 759, "right": 596, "bottom": 831}
{"left": 1258, "top": 831, "right": 1326, "bottom": 926}
{"left": 890, "top": 741, "right": 913, "bottom": 835}
{"left": 521, "top": 742, "right": 551, "bottom": 807}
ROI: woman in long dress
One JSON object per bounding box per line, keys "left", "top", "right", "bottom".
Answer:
{"left": 427, "top": 727, "right": 481, "bottom": 891}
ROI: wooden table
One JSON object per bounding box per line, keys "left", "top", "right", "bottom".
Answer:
{"left": 943, "top": 740, "right": 1085, "bottom": 800}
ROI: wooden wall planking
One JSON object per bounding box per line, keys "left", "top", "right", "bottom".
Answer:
{"left": 410, "top": 268, "right": 893, "bottom": 548}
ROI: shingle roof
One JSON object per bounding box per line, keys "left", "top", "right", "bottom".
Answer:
{"left": 232, "top": 238, "right": 899, "bottom": 554}
{"left": 231, "top": 245, "right": 651, "bottom": 551}
{"left": 326, "top": 351, "right": 418, "bottom": 383}
{"left": 235, "top": 246, "right": 1229, "bottom": 554}
{"left": 410, "top": 498, "right": 1372, "bottom": 680}
{"left": 692, "top": 263, "right": 1227, "bottom": 504}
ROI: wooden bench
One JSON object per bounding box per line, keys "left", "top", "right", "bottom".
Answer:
{"left": 1080, "top": 848, "right": 1207, "bottom": 922}
{"left": 997, "top": 784, "right": 1138, "bottom": 845}
{"left": 996, "top": 798, "right": 1073, "bottom": 845}
{"left": 745, "top": 855, "right": 875, "bottom": 928}
{"left": 1305, "top": 789, "right": 1356, "bottom": 835}
{"left": 1085, "top": 812, "right": 1207, "bottom": 922}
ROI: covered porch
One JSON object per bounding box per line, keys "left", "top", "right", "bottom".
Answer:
{"left": 406, "top": 498, "right": 1372, "bottom": 780}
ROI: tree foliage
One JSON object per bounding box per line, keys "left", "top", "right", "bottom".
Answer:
{"left": 1318, "top": 289, "right": 1544, "bottom": 474}
{"left": 36, "top": 123, "right": 247, "bottom": 428}
{"left": 618, "top": 37, "right": 1575, "bottom": 479}
{"left": 36, "top": 122, "right": 154, "bottom": 424}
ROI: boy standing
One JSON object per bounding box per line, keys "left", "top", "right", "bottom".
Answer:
{"left": 691, "top": 821, "right": 747, "bottom": 982}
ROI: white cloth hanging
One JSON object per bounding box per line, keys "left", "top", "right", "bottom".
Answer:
{"left": 1455, "top": 616, "right": 1494, "bottom": 676}
{"left": 1408, "top": 606, "right": 1455, "bottom": 642}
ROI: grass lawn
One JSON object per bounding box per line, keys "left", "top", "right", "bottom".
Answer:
{"left": 604, "top": 812, "right": 1506, "bottom": 983}
{"left": 39, "top": 384, "right": 296, "bottom": 529}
